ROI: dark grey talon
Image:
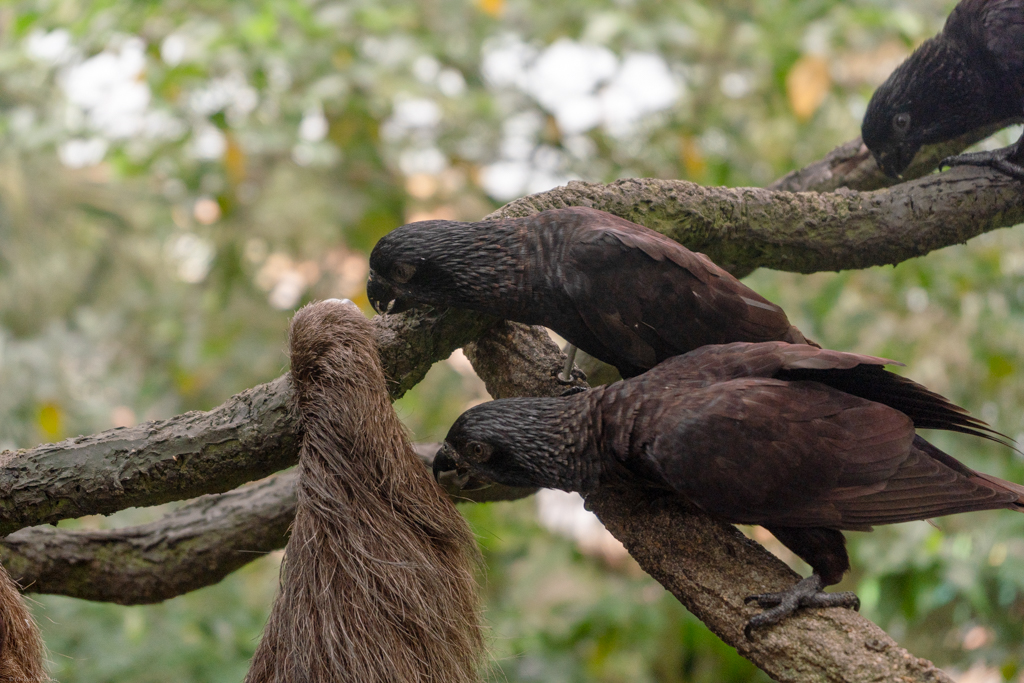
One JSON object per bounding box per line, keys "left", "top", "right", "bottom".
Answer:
{"left": 744, "top": 593, "right": 783, "bottom": 608}
{"left": 560, "top": 386, "right": 588, "bottom": 397}
{"left": 940, "top": 136, "right": 1024, "bottom": 181}
{"left": 743, "top": 574, "right": 860, "bottom": 639}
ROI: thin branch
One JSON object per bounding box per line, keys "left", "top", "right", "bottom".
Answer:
{"left": 465, "top": 321, "right": 953, "bottom": 683}
{"left": 2, "top": 472, "right": 297, "bottom": 604}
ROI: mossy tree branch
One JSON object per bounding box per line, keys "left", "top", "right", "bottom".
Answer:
{"left": 491, "top": 165, "right": 1023, "bottom": 277}
{"left": 1, "top": 145, "right": 1021, "bottom": 556}
{"left": 2, "top": 472, "right": 298, "bottom": 604}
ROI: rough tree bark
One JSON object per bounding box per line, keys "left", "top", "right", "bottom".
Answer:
{"left": 3, "top": 471, "right": 297, "bottom": 604}
{"left": 2, "top": 131, "right": 1020, "bottom": 680}
{"left": 489, "top": 165, "right": 1024, "bottom": 277}
{"left": 767, "top": 120, "right": 1021, "bottom": 193}
{"left": 594, "top": 489, "right": 953, "bottom": 683}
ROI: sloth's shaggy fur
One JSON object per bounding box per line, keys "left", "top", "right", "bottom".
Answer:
{"left": 246, "top": 300, "right": 482, "bottom": 683}
{"left": 0, "top": 566, "right": 45, "bottom": 681}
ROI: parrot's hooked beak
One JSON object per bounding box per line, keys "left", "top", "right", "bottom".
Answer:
{"left": 367, "top": 270, "right": 416, "bottom": 315}
{"left": 432, "top": 442, "right": 492, "bottom": 492}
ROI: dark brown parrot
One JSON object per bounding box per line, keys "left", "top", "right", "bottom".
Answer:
{"left": 367, "top": 207, "right": 809, "bottom": 378}
{"left": 862, "top": 0, "right": 1024, "bottom": 179}
{"left": 433, "top": 342, "right": 1022, "bottom": 635}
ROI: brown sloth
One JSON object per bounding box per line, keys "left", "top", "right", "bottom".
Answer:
{"left": 246, "top": 299, "right": 482, "bottom": 683}
{"left": 0, "top": 565, "right": 45, "bottom": 681}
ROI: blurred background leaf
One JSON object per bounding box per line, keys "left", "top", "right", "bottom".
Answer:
{"left": 1, "top": 0, "right": 1022, "bottom": 680}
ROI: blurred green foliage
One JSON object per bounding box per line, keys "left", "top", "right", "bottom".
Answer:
{"left": 1, "top": 0, "right": 1023, "bottom": 680}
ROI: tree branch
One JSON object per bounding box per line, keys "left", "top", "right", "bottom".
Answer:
{"left": 0, "top": 376, "right": 298, "bottom": 539}
{"left": 768, "top": 120, "right": 1020, "bottom": 193}
{"left": 490, "top": 165, "right": 1024, "bottom": 276}
{"left": 590, "top": 487, "right": 953, "bottom": 683}
{"left": 464, "top": 321, "right": 953, "bottom": 683}
{"left": 2, "top": 472, "right": 297, "bottom": 604}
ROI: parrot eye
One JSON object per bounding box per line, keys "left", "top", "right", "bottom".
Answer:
{"left": 892, "top": 112, "right": 911, "bottom": 135}
{"left": 466, "top": 442, "right": 491, "bottom": 463}
{"left": 391, "top": 262, "right": 417, "bottom": 283}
